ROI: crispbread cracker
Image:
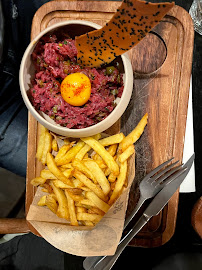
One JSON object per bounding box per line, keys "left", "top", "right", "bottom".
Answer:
{"left": 75, "top": 0, "right": 174, "bottom": 67}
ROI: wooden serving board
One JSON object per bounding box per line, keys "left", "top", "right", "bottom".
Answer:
{"left": 23, "top": 1, "right": 194, "bottom": 247}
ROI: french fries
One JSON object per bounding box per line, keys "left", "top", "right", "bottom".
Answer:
{"left": 32, "top": 115, "right": 147, "bottom": 226}
{"left": 83, "top": 160, "right": 110, "bottom": 195}
{"left": 119, "top": 113, "right": 148, "bottom": 152}
{"left": 81, "top": 137, "right": 119, "bottom": 176}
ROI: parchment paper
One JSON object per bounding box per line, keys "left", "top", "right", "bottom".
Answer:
{"left": 27, "top": 154, "right": 135, "bottom": 256}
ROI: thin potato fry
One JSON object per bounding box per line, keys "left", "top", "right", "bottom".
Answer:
{"left": 94, "top": 160, "right": 107, "bottom": 169}
{"left": 108, "top": 172, "right": 117, "bottom": 183}
{"left": 61, "top": 163, "right": 73, "bottom": 169}
{"left": 120, "top": 113, "right": 148, "bottom": 152}
{"left": 84, "top": 160, "right": 110, "bottom": 195}
{"left": 55, "top": 144, "right": 71, "bottom": 164}
{"left": 72, "top": 159, "right": 97, "bottom": 183}
{"left": 31, "top": 177, "right": 46, "bottom": 186}
{"left": 65, "top": 190, "right": 78, "bottom": 226}
{"left": 41, "top": 183, "right": 53, "bottom": 193}
{"left": 81, "top": 137, "right": 119, "bottom": 175}
{"left": 45, "top": 194, "right": 58, "bottom": 214}
{"left": 98, "top": 133, "right": 124, "bottom": 146}
{"left": 67, "top": 192, "right": 84, "bottom": 202}
{"left": 107, "top": 144, "right": 118, "bottom": 156}
{"left": 41, "top": 188, "right": 49, "bottom": 193}
{"left": 86, "top": 191, "right": 110, "bottom": 213}
{"left": 37, "top": 195, "right": 47, "bottom": 206}
{"left": 56, "top": 140, "right": 85, "bottom": 166}
{"left": 108, "top": 160, "right": 128, "bottom": 205}
{"left": 64, "top": 138, "right": 70, "bottom": 145}
{"left": 67, "top": 188, "right": 83, "bottom": 195}
{"left": 76, "top": 206, "right": 87, "bottom": 213}
{"left": 73, "top": 170, "right": 107, "bottom": 201}
{"left": 75, "top": 199, "right": 96, "bottom": 208}
{"left": 88, "top": 207, "right": 105, "bottom": 216}
{"left": 77, "top": 212, "right": 103, "bottom": 223}
{"left": 119, "top": 145, "right": 135, "bottom": 163}
{"left": 104, "top": 167, "right": 111, "bottom": 177}
{"left": 75, "top": 133, "right": 101, "bottom": 160}
{"left": 52, "top": 138, "right": 58, "bottom": 152}
{"left": 46, "top": 153, "right": 73, "bottom": 186}
{"left": 41, "top": 131, "right": 53, "bottom": 165}
{"left": 36, "top": 125, "right": 47, "bottom": 161}
{"left": 50, "top": 182, "right": 69, "bottom": 220}
{"left": 40, "top": 169, "right": 56, "bottom": 180}
{"left": 53, "top": 180, "right": 73, "bottom": 189}
{"left": 72, "top": 178, "right": 84, "bottom": 188}
{"left": 63, "top": 168, "right": 74, "bottom": 179}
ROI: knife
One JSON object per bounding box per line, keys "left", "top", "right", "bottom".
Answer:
{"left": 83, "top": 153, "right": 195, "bottom": 270}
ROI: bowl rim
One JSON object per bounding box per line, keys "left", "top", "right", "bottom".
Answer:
{"left": 19, "top": 19, "right": 133, "bottom": 136}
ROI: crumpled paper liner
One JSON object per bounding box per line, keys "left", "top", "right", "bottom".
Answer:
{"left": 27, "top": 154, "right": 135, "bottom": 256}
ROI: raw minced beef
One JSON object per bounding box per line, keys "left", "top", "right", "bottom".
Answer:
{"left": 30, "top": 34, "right": 124, "bottom": 129}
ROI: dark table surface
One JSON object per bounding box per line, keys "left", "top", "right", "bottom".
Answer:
{"left": 0, "top": 0, "right": 202, "bottom": 269}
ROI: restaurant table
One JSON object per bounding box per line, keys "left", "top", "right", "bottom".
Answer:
{"left": 0, "top": 0, "right": 202, "bottom": 269}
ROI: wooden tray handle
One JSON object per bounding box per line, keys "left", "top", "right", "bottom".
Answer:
{"left": 0, "top": 218, "right": 30, "bottom": 234}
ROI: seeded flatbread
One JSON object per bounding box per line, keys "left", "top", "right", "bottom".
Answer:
{"left": 75, "top": 0, "right": 174, "bottom": 67}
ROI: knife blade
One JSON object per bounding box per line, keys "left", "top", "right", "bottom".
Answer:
{"left": 144, "top": 153, "right": 195, "bottom": 218}
{"left": 85, "top": 153, "right": 195, "bottom": 270}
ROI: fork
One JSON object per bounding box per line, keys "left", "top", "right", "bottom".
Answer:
{"left": 83, "top": 157, "right": 183, "bottom": 270}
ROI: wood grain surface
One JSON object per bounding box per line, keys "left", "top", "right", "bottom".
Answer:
{"left": 1, "top": 1, "right": 194, "bottom": 247}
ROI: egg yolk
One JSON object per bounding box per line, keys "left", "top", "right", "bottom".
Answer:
{"left": 60, "top": 73, "right": 91, "bottom": 106}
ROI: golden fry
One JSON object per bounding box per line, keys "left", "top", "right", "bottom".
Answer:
{"left": 53, "top": 180, "right": 73, "bottom": 189}
{"left": 72, "top": 159, "right": 97, "bottom": 183}
{"left": 37, "top": 195, "right": 47, "bottom": 206}
{"left": 88, "top": 207, "right": 105, "bottom": 216}
{"left": 108, "top": 160, "right": 128, "bottom": 205}
{"left": 81, "top": 137, "right": 119, "bottom": 176}
{"left": 94, "top": 160, "right": 107, "bottom": 169}
{"left": 77, "top": 212, "right": 103, "bottom": 223}
{"left": 56, "top": 140, "right": 85, "bottom": 166}
{"left": 119, "top": 145, "right": 135, "bottom": 163}
{"left": 84, "top": 160, "right": 110, "bottom": 195}
{"left": 107, "top": 144, "right": 118, "bottom": 156}
{"left": 50, "top": 182, "right": 69, "bottom": 220}
{"left": 52, "top": 138, "right": 58, "bottom": 152}
{"left": 31, "top": 177, "right": 46, "bottom": 186}
{"left": 55, "top": 144, "right": 71, "bottom": 164}
{"left": 76, "top": 206, "right": 87, "bottom": 213}
{"left": 86, "top": 191, "right": 110, "bottom": 213}
{"left": 75, "top": 133, "right": 101, "bottom": 160}
{"left": 36, "top": 125, "right": 47, "bottom": 161}
{"left": 98, "top": 133, "right": 124, "bottom": 146}
{"left": 65, "top": 190, "right": 78, "bottom": 226}
{"left": 45, "top": 194, "right": 58, "bottom": 214}
{"left": 73, "top": 170, "right": 107, "bottom": 201}
{"left": 40, "top": 169, "right": 57, "bottom": 180}
{"left": 75, "top": 199, "right": 95, "bottom": 208}
{"left": 46, "top": 153, "right": 73, "bottom": 186}
{"left": 67, "top": 192, "right": 84, "bottom": 202}
{"left": 120, "top": 113, "right": 148, "bottom": 152}
{"left": 108, "top": 172, "right": 117, "bottom": 183}
{"left": 41, "top": 131, "right": 53, "bottom": 165}
{"left": 72, "top": 178, "right": 84, "bottom": 188}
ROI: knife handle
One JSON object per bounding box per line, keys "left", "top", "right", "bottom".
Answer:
{"left": 93, "top": 214, "right": 150, "bottom": 270}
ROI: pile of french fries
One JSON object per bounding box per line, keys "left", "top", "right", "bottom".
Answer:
{"left": 31, "top": 113, "right": 148, "bottom": 226}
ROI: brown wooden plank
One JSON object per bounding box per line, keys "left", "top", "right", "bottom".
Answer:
{"left": 0, "top": 219, "right": 30, "bottom": 234}
{"left": 25, "top": 1, "right": 194, "bottom": 247}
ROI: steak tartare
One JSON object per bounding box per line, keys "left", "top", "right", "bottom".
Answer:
{"left": 30, "top": 34, "right": 124, "bottom": 129}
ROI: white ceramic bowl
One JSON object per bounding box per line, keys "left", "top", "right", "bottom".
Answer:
{"left": 19, "top": 20, "right": 133, "bottom": 137}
